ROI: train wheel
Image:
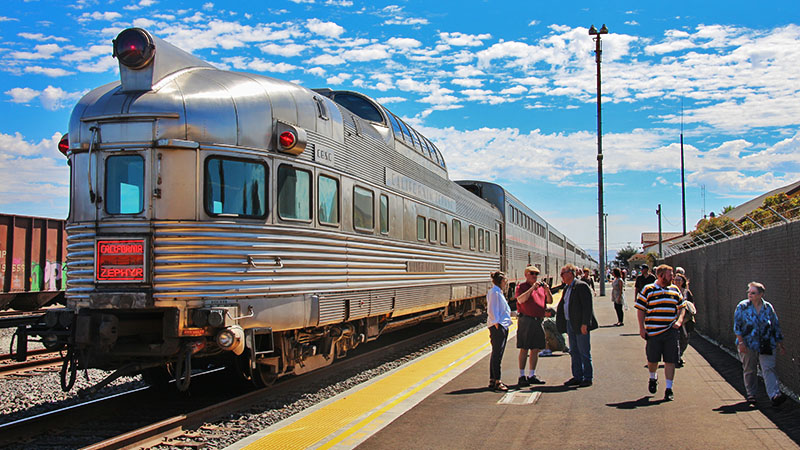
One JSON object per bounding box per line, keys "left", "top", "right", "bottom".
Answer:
{"left": 253, "top": 363, "right": 279, "bottom": 387}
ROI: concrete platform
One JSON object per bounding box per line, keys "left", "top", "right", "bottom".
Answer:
{"left": 229, "top": 284, "right": 799, "bottom": 450}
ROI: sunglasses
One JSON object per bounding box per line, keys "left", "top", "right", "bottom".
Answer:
{"left": 747, "top": 291, "right": 759, "bottom": 295}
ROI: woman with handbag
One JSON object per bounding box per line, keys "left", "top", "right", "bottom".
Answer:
{"left": 673, "top": 273, "right": 696, "bottom": 367}
{"left": 733, "top": 282, "right": 787, "bottom": 406}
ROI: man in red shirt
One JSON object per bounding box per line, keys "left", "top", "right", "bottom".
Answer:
{"left": 515, "top": 265, "right": 553, "bottom": 386}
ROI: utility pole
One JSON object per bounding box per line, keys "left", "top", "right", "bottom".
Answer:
{"left": 589, "top": 23, "right": 608, "bottom": 295}
{"left": 656, "top": 204, "right": 663, "bottom": 259}
{"left": 681, "top": 101, "right": 686, "bottom": 235}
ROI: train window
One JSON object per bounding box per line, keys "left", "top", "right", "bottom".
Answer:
{"left": 278, "top": 165, "right": 311, "bottom": 221}
{"left": 386, "top": 111, "right": 405, "bottom": 139}
{"left": 379, "top": 194, "right": 389, "bottom": 234}
{"left": 353, "top": 186, "right": 374, "bottom": 231}
{"left": 106, "top": 154, "right": 144, "bottom": 215}
{"left": 417, "top": 216, "right": 426, "bottom": 240}
{"left": 333, "top": 93, "right": 384, "bottom": 123}
{"left": 428, "top": 219, "right": 437, "bottom": 243}
{"left": 486, "top": 231, "right": 490, "bottom": 252}
{"left": 440, "top": 222, "right": 447, "bottom": 245}
{"left": 469, "top": 225, "right": 476, "bottom": 250}
{"left": 313, "top": 96, "right": 328, "bottom": 120}
{"left": 495, "top": 234, "right": 499, "bottom": 253}
{"left": 205, "top": 157, "right": 266, "bottom": 218}
{"left": 478, "top": 228, "right": 485, "bottom": 252}
{"left": 398, "top": 120, "right": 417, "bottom": 151}
{"left": 318, "top": 175, "right": 339, "bottom": 225}
{"left": 452, "top": 219, "right": 462, "bottom": 247}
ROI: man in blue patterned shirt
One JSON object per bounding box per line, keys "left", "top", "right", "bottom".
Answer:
{"left": 734, "top": 281, "right": 787, "bottom": 406}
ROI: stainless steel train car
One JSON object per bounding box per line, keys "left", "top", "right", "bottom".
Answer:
{"left": 455, "top": 181, "right": 596, "bottom": 294}
{"left": 28, "top": 28, "right": 590, "bottom": 392}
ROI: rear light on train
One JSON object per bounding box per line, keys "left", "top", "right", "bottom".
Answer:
{"left": 279, "top": 131, "right": 296, "bottom": 149}
{"left": 112, "top": 28, "right": 155, "bottom": 69}
{"left": 96, "top": 239, "right": 146, "bottom": 282}
{"left": 58, "top": 133, "right": 69, "bottom": 156}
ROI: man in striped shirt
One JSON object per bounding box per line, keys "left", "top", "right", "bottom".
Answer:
{"left": 635, "top": 264, "right": 686, "bottom": 401}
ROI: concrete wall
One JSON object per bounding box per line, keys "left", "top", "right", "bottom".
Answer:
{"left": 666, "top": 220, "right": 800, "bottom": 396}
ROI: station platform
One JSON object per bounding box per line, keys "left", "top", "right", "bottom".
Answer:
{"left": 228, "top": 285, "right": 799, "bottom": 450}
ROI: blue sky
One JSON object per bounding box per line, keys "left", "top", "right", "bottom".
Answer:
{"left": 2, "top": 0, "right": 799, "bottom": 260}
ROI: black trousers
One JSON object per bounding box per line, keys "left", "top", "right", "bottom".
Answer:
{"left": 614, "top": 303, "right": 624, "bottom": 323}
{"left": 489, "top": 325, "right": 509, "bottom": 380}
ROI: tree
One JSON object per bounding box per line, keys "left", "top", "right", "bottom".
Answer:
{"left": 614, "top": 244, "right": 639, "bottom": 268}
{"left": 722, "top": 205, "right": 735, "bottom": 214}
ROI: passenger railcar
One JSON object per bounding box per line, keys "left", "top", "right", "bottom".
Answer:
{"left": 29, "top": 28, "right": 591, "bottom": 392}
{"left": 455, "top": 181, "right": 596, "bottom": 296}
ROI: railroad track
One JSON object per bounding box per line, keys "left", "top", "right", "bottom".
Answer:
{"left": 0, "top": 317, "right": 483, "bottom": 449}
{"left": 0, "top": 348, "right": 63, "bottom": 378}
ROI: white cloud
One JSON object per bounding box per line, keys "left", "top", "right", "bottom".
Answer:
{"left": 0, "top": 16, "right": 20, "bottom": 22}
{"left": 306, "top": 53, "right": 345, "bottom": 65}
{"left": 222, "top": 56, "right": 296, "bottom": 73}
{"left": 439, "top": 32, "right": 491, "bottom": 47}
{"left": 39, "top": 86, "right": 83, "bottom": 110}
{"left": 500, "top": 85, "right": 527, "bottom": 95}
{"left": 326, "top": 72, "right": 351, "bottom": 84}
{"left": 325, "top": 0, "right": 353, "bottom": 5}
{"left": 306, "top": 66, "right": 326, "bottom": 77}
{"left": 124, "top": 0, "right": 157, "bottom": 10}
{"left": 17, "top": 33, "right": 68, "bottom": 42}
{"left": 259, "top": 42, "right": 308, "bottom": 57}
{"left": 6, "top": 87, "right": 39, "bottom": 103}
{"left": 10, "top": 43, "right": 62, "bottom": 60}
{"left": 23, "top": 66, "right": 73, "bottom": 77}
{"left": 386, "top": 37, "right": 422, "bottom": 50}
{"left": 79, "top": 11, "right": 122, "bottom": 21}
{"left": 306, "top": 18, "right": 345, "bottom": 38}
{"left": 452, "top": 78, "right": 483, "bottom": 88}
{"left": 202, "top": 2, "right": 214, "bottom": 10}
{"left": 376, "top": 96, "right": 405, "bottom": 104}
{"left": 342, "top": 44, "right": 389, "bottom": 62}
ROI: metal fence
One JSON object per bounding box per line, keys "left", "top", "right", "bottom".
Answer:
{"left": 664, "top": 194, "right": 800, "bottom": 256}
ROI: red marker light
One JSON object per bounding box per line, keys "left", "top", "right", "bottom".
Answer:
{"left": 279, "top": 131, "right": 296, "bottom": 149}
{"left": 58, "top": 133, "right": 69, "bottom": 156}
{"left": 112, "top": 28, "right": 155, "bottom": 69}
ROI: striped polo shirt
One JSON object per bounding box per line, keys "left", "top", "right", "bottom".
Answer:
{"left": 635, "top": 282, "right": 685, "bottom": 337}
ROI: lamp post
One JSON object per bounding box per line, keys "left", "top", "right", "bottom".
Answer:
{"left": 589, "top": 24, "right": 608, "bottom": 294}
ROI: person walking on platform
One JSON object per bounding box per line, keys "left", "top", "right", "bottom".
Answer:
{"left": 610, "top": 268, "right": 625, "bottom": 326}
{"left": 487, "top": 271, "right": 512, "bottom": 392}
{"left": 734, "top": 282, "right": 787, "bottom": 406}
{"left": 635, "top": 265, "right": 655, "bottom": 298}
{"left": 514, "top": 266, "right": 553, "bottom": 386}
{"left": 581, "top": 268, "right": 597, "bottom": 296}
{"left": 673, "top": 273, "right": 696, "bottom": 368}
{"left": 635, "top": 264, "right": 685, "bottom": 401}
{"left": 555, "top": 264, "right": 597, "bottom": 387}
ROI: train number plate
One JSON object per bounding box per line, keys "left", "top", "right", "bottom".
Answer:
{"left": 96, "top": 239, "right": 146, "bottom": 282}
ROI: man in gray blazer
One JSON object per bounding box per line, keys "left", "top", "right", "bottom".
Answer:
{"left": 555, "top": 264, "right": 598, "bottom": 387}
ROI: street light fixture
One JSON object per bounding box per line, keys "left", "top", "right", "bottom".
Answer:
{"left": 589, "top": 23, "right": 608, "bottom": 293}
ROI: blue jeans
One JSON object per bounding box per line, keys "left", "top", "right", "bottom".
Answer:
{"left": 489, "top": 325, "right": 509, "bottom": 381}
{"left": 566, "top": 319, "right": 593, "bottom": 381}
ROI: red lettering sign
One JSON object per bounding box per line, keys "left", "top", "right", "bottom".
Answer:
{"left": 96, "top": 239, "right": 146, "bottom": 282}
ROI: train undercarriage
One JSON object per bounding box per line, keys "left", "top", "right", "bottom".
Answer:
{"left": 15, "top": 297, "right": 484, "bottom": 395}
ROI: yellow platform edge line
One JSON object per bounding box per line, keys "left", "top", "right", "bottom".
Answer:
{"left": 240, "top": 320, "right": 517, "bottom": 450}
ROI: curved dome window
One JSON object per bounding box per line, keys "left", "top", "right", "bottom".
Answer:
{"left": 333, "top": 93, "right": 384, "bottom": 123}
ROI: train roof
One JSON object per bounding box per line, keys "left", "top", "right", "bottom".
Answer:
{"left": 68, "top": 28, "right": 447, "bottom": 173}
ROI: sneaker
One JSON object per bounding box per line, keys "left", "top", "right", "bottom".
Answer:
{"left": 528, "top": 375, "right": 546, "bottom": 385}
{"left": 538, "top": 349, "right": 553, "bottom": 357}
{"left": 518, "top": 376, "right": 530, "bottom": 387}
{"left": 648, "top": 378, "right": 658, "bottom": 394}
{"left": 746, "top": 395, "right": 757, "bottom": 404}
{"left": 564, "top": 377, "right": 582, "bottom": 386}
{"left": 579, "top": 379, "right": 593, "bottom": 387}
{"left": 563, "top": 347, "right": 570, "bottom": 353}
{"left": 664, "top": 388, "right": 674, "bottom": 401}
{"left": 494, "top": 381, "right": 509, "bottom": 392}
{"left": 676, "top": 358, "right": 685, "bottom": 368}
{"left": 772, "top": 393, "right": 787, "bottom": 407}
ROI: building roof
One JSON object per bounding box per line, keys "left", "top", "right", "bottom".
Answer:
{"left": 723, "top": 179, "right": 800, "bottom": 222}
{"left": 641, "top": 232, "right": 683, "bottom": 245}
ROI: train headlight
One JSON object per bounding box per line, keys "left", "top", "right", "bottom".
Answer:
{"left": 216, "top": 325, "right": 245, "bottom": 355}
{"left": 208, "top": 309, "right": 225, "bottom": 327}
{"left": 113, "top": 28, "right": 155, "bottom": 69}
